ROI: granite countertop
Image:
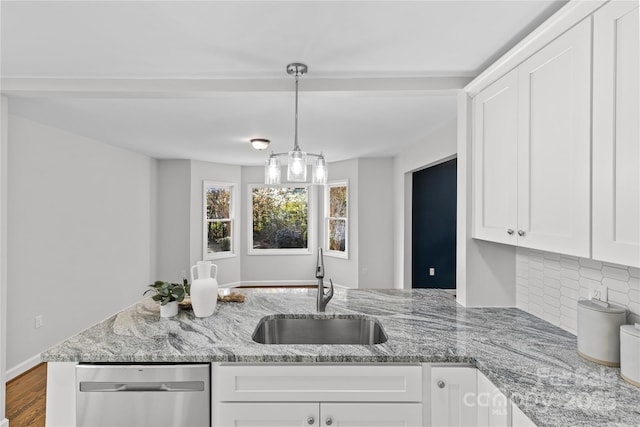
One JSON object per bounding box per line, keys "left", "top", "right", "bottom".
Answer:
{"left": 42, "top": 288, "right": 640, "bottom": 426}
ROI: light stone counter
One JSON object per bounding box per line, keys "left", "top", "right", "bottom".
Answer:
{"left": 42, "top": 288, "right": 640, "bottom": 426}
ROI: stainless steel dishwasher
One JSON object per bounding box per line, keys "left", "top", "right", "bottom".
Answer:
{"left": 76, "top": 363, "right": 210, "bottom": 427}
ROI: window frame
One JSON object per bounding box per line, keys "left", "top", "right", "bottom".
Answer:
{"left": 247, "top": 183, "right": 315, "bottom": 256}
{"left": 324, "top": 180, "right": 349, "bottom": 259}
{"left": 203, "top": 180, "right": 237, "bottom": 260}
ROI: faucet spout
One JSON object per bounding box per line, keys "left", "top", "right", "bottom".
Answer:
{"left": 317, "top": 278, "right": 334, "bottom": 312}
{"left": 316, "top": 248, "right": 334, "bottom": 312}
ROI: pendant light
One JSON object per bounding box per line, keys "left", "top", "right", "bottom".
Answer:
{"left": 264, "top": 63, "right": 328, "bottom": 185}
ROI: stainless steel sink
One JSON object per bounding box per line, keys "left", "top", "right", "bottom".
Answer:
{"left": 252, "top": 315, "right": 388, "bottom": 345}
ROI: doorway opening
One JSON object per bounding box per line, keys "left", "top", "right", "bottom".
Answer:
{"left": 411, "top": 158, "right": 457, "bottom": 289}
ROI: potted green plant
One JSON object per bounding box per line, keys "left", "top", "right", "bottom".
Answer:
{"left": 144, "top": 281, "right": 186, "bottom": 317}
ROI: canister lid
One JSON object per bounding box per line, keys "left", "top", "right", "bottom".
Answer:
{"left": 578, "top": 299, "right": 627, "bottom": 314}
{"left": 621, "top": 324, "right": 640, "bottom": 338}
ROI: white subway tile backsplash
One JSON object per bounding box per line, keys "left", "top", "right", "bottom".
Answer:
{"left": 602, "top": 277, "right": 630, "bottom": 294}
{"left": 580, "top": 267, "right": 604, "bottom": 281}
{"left": 579, "top": 258, "right": 603, "bottom": 270}
{"left": 602, "top": 265, "right": 630, "bottom": 281}
{"left": 516, "top": 247, "right": 639, "bottom": 335}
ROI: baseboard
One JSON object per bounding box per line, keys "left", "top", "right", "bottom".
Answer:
{"left": 6, "top": 353, "right": 41, "bottom": 382}
{"left": 0, "top": 417, "right": 8, "bottom": 427}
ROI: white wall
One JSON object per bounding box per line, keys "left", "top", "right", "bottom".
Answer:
{"left": 240, "top": 166, "right": 318, "bottom": 284}
{"left": 358, "top": 158, "right": 394, "bottom": 288}
{"left": 189, "top": 160, "right": 241, "bottom": 285}
{"left": 323, "top": 159, "right": 359, "bottom": 288}
{"left": 393, "top": 119, "right": 457, "bottom": 289}
{"left": 456, "top": 93, "right": 516, "bottom": 307}
{"left": 516, "top": 248, "right": 640, "bottom": 334}
{"left": 6, "top": 115, "right": 153, "bottom": 372}
{"left": 154, "top": 160, "right": 191, "bottom": 283}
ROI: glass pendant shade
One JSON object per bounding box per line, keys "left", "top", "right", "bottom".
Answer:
{"left": 312, "top": 156, "right": 328, "bottom": 184}
{"left": 287, "top": 150, "right": 307, "bottom": 182}
{"left": 265, "top": 157, "right": 281, "bottom": 185}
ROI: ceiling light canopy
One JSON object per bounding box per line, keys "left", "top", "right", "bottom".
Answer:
{"left": 264, "top": 63, "right": 328, "bottom": 185}
{"left": 250, "top": 138, "right": 270, "bottom": 150}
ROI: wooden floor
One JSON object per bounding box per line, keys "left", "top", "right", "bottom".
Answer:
{"left": 6, "top": 363, "right": 47, "bottom": 427}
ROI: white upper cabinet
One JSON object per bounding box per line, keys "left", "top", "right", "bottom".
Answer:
{"left": 473, "top": 18, "right": 592, "bottom": 258}
{"left": 592, "top": 0, "right": 640, "bottom": 268}
{"left": 473, "top": 69, "right": 519, "bottom": 245}
{"left": 517, "top": 18, "right": 592, "bottom": 257}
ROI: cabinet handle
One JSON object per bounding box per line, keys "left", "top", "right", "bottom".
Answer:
{"left": 517, "top": 230, "right": 525, "bottom": 237}
{"left": 437, "top": 380, "right": 445, "bottom": 388}
{"left": 307, "top": 417, "right": 315, "bottom": 425}
{"left": 507, "top": 229, "right": 514, "bottom": 235}
{"left": 326, "top": 417, "right": 333, "bottom": 426}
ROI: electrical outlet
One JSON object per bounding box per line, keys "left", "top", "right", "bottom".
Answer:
{"left": 429, "top": 268, "right": 435, "bottom": 276}
{"left": 589, "top": 284, "right": 608, "bottom": 302}
{"left": 34, "top": 315, "right": 44, "bottom": 329}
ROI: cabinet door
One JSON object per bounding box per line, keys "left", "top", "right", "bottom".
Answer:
{"left": 217, "top": 402, "right": 320, "bottom": 427}
{"left": 472, "top": 69, "right": 519, "bottom": 244}
{"left": 430, "top": 366, "right": 477, "bottom": 427}
{"left": 320, "top": 403, "right": 422, "bottom": 427}
{"left": 517, "top": 18, "right": 592, "bottom": 257}
{"left": 476, "top": 372, "right": 509, "bottom": 427}
{"left": 592, "top": 0, "right": 640, "bottom": 267}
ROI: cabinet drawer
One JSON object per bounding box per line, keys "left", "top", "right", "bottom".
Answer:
{"left": 214, "top": 364, "right": 422, "bottom": 402}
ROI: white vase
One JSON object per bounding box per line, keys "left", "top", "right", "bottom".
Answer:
{"left": 160, "top": 300, "right": 178, "bottom": 318}
{"left": 190, "top": 260, "right": 219, "bottom": 318}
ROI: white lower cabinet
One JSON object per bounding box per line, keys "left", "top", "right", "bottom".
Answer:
{"left": 430, "top": 366, "right": 477, "bottom": 427}
{"left": 217, "top": 402, "right": 422, "bottom": 427}
{"left": 217, "top": 402, "right": 319, "bottom": 426}
{"left": 212, "top": 364, "right": 424, "bottom": 427}
{"left": 476, "top": 372, "right": 510, "bottom": 427}
{"left": 511, "top": 402, "right": 537, "bottom": 427}
{"left": 212, "top": 364, "right": 536, "bottom": 427}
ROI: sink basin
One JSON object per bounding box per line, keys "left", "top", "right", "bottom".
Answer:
{"left": 252, "top": 315, "right": 388, "bottom": 345}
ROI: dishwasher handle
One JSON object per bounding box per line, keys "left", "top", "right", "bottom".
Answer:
{"left": 79, "top": 381, "right": 205, "bottom": 392}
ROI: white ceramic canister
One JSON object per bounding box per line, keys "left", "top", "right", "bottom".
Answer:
{"left": 190, "top": 261, "right": 219, "bottom": 317}
{"left": 620, "top": 324, "right": 640, "bottom": 387}
{"left": 577, "top": 299, "right": 627, "bottom": 366}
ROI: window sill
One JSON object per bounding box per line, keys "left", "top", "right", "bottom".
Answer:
{"left": 205, "top": 252, "right": 237, "bottom": 261}
{"left": 248, "top": 248, "right": 312, "bottom": 256}
{"left": 324, "top": 250, "right": 349, "bottom": 260}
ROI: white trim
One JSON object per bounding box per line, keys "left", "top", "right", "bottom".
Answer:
{"left": 0, "top": 418, "right": 8, "bottom": 427}
{"left": 6, "top": 353, "right": 42, "bottom": 382}
{"left": 0, "top": 95, "right": 7, "bottom": 422}
{"left": 465, "top": 0, "right": 608, "bottom": 96}
{"left": 202, "top": 181, "right": 238, "bottom": 260}
{"left": 247, "top": 184, "right": 316, "bottom": 256}
{"left": 324, "top": 180, "right": 349, "bottom": 259}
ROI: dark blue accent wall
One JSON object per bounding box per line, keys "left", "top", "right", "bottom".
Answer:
{"left": 412, "top": 158, "right": 457, "bottom": 289}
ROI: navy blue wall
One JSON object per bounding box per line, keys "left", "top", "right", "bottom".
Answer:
{"left": 412, "top": 158, "right": 457, "bottom": 289}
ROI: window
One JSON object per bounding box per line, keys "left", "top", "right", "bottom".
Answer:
{"left": 325, "top": 181, "right": 348, "bottom": 258}
{"left": 249, "top": 184, "right": 314, "bottom": 255}
{"left": 203, "top": 181, "right": 236, "bottom": 260}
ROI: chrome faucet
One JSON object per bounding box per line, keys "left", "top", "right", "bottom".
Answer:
{"left": 315, "top": 248, "right": 334, "bottom": 312}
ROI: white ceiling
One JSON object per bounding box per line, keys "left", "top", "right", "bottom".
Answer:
{"left": 1, "top": 0, "right": 567, "bottom": 165}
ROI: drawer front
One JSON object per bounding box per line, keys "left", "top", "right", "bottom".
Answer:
{"left": 214, "top": 364, "right": 422, "bottom": 402}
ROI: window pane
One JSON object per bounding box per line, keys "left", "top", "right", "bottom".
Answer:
{"left": 207, "top": 221, "right": 232, "bottom": 254}
{"left": 207, "top": 187, "right": 230, "bottom": 219}
{"left": 329, "top": 219, "right": 346, "bottom": 252}
{"left": 329, "top": 186, "right": 347, "bottom": 218}
{"left": 252, "top": 187, "right": 308, "bottom": 249}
